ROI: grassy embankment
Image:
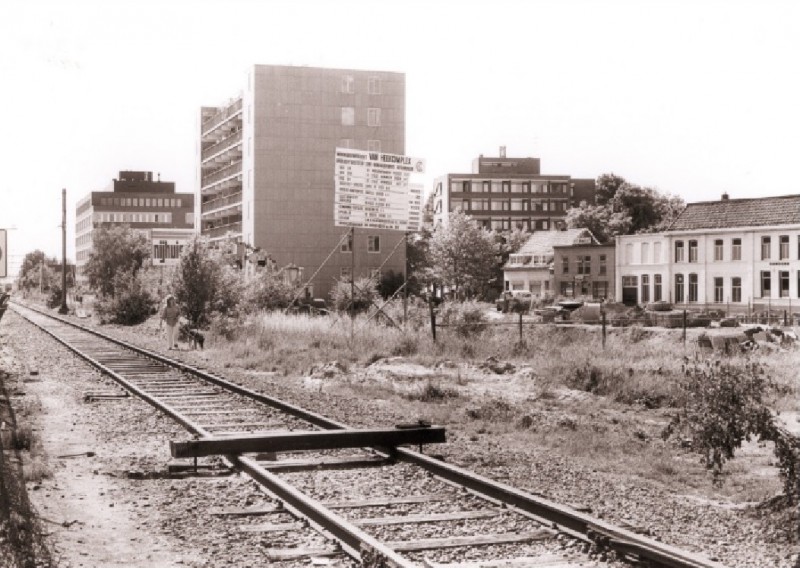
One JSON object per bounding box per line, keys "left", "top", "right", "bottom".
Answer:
{"left": 197, "top": 306, "right": 798, "bottom": 503}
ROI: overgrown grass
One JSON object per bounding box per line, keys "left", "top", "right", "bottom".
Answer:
{"left": 204, "top": 306, "right": 797, "bottom": 411}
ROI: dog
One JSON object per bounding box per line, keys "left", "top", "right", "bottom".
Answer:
{"left": 178, "top": 323, "right": 205, "bottom": 350}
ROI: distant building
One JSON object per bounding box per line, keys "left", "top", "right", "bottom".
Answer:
{"left": 503, "top": 228, "right": 599, "bottom": 299}
{"left": 431, "top": 147, "right": 595, "bottom": 230}
{"left": 553, "top": 242, "right": 615, "bottom": 300}
{"left": 615, "top": 193, "right": 800, "bottom": 311}
{"left": 75, "top": 171, "right": 195, "bottom": 276}
{"left": 199, "top": 64, "right": 407, "bottom": 298}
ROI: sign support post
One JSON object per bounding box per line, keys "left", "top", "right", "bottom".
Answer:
{"left": 59, "top": 188, "right": 69, "bottom": 314}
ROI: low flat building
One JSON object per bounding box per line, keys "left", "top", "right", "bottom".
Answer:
{"left": 75, "top": 171, "right": 196, "bottom": 276}
{"left": 503, "top": 228, "right": 599, "bottom": 299}
{"left": 615, "top": 193, "right": 800, "bottom": 312}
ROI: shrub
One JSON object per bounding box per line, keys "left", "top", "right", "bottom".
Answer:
{"left": 330, "top": 277, "right": 378, "bottom": 313}
{"left": 437, "top": 300, "right": 488, "bottom": 337}
{"left": 663, "top": 359, "right": 777, "bottom": 481}
{"left": 242, "top": 271, "right": 299, "bottom": 312}
{"left": 46, "top": 285, "right": 62, "bottom": 309}
{"left": 94, "top": 270, "right": 155, "bottom": 325}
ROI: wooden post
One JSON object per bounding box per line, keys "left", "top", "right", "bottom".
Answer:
{"left": 784, "top": 310, "right": 787, "bottom": 327}
{"left": 59, "top": 188, "right": 69, "bottom": 314}
{"left": 403, "top": 232, "right": 409, "bottom": 328}
{"left": 518, "top": 311, "right": 523, "bottom": 344}
{"left": 682, "top": 309, "right": 687, "bottom": 345}
{"left": 350, "top": 226, "right": 355, "bottom": 341}
{"left": 429, "top": 299, "right": 437, "bottom": 342}
{"left": 602, "top": 310, "right": 607, "bottom": 349}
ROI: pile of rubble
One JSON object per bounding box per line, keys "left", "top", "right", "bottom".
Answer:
{"left": 697, "top": 325, "right": 799, "bottom": 354}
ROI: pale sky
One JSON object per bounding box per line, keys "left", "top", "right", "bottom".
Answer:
{"left": 1, "top": 0, "right": 798, "bottom": 278}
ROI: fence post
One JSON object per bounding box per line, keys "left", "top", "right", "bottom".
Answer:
{"left": 429, "top": 300, "right": 437, "bottom": 343}
{"left": 682, "top": 310, "right": 687, "bottom": 345}
{"left": 601, "top": 310, "right": 607, "bottom": 349}
{"left": 518, "top": 311, "right": 523, "bottom": 344}
{"left": 784, "top": 310, "right": 787, "bottom": 327}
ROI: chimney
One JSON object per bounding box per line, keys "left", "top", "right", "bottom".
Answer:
{"left": 499, "top": 146, "right": 506, "bottom": 158}
{"left": 721, "top": 192, "right": 729, "bottom": 200}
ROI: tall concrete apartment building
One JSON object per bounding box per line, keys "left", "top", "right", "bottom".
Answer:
{"left": 199, "top": 64, "right": 406, "bottom": 298}
{"left": 75, "top": 171, "right": 195, "bottom": 275}
{"left": 431, "top": 148, "right": 596, "bottom": 231}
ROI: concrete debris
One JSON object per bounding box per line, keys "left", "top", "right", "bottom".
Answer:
{"left": 478, "top": 356, "right": 515, "bottom": 375}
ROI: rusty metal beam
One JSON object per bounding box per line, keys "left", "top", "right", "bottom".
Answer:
{"left": 171, "top": 426, "right": 445, "bottom": 458}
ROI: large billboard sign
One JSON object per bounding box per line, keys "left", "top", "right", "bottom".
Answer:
{"left": 334, "top": 149, "right": 425, "bottom": 232}
{"left": 0, "top": 229, "right": 6, "bottom": 278}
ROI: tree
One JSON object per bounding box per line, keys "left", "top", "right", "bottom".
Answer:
{"left": 565, "top": 202, "right": 632, "bottom": 243}
{"left": 172, "top": 236, "right": 240, "bottom": 327}
{"left": 18, "top": 250, "right": 59, "bottom": 292}
{"left": 567, "top": 174, "right": 685, "bottom": 240}
{"left": 595, "top": 173, "right": 627, "bottom": 206}
{"left": 83, "top": 225, "right": 150, "bottom": 297}
{"left": 406, "top": 227, "right": 432, "bottom": 296}
{"left": 426, "top": 211, "right": 498, "bottom": 299}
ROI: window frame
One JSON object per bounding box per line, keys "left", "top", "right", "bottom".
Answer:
{"left": 674, "top": 240, "right": 685, "bottom": 263}
{"left": 367, "top": 235, "right": 381, "bottom": 253}
{"left": 732, "top": 238, "right": 742, "bottom": 261}
{"left": 367, "top": 107, "right": 381, "bottom": 127}
{"left": 714, "top": 239, "right": 723, "bottom": 261}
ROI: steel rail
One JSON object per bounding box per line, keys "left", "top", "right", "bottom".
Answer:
{"left": 12, "top": 302, "right": 730, "bottom": 568}
{"left": 10, "top": 303, "right": 414, "bottom": 568}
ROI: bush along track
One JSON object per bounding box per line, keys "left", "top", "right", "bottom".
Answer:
{"left": 664, "top": 357, "right": 800, "bottom": 504}
{"left": 0, "top": 369, "right": 53, "bottom": 568}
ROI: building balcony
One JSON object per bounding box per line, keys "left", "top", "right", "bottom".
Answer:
{"left": 200, "top": 191, "right": 242, "bottom": 215}
{"left": 204, "top": 221, "right": 242, "bottom": 240}
{"left": 201, "top": 160, "right": 243, "bottom": 188}
{"left": 201, "top": 176, "right": 242, "bottom": 199}
{"left": 201, "top": 130, "right": 243, "bottom": 161}
{"left": 201, "top": 98, "right": 243, "bottom": 136}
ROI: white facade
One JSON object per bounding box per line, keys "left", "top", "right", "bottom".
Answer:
{"left": 616, "top": 225, "right": 800, "bottom": 311}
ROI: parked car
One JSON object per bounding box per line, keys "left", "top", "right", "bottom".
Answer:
{"left": 496, "top": 290, "right": 533, "bottom": 313}
{"left": 536, "top": 305, "right": 567, "bottom": 322}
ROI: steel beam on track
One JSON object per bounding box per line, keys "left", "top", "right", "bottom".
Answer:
{"left": 170, "top": 426, "right": 446, "bottom": 458}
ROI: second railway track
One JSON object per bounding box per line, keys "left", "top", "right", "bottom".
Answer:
{"left": 10, "top": 301, "right": 729, "bottom": 568}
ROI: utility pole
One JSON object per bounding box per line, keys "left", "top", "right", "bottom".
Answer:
{"left": 59, "top": 188, "right": 69, "bottom": 314}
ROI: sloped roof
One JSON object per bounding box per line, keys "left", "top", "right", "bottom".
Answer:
{"left": 513, "top": 228, "right": 596, "bottom": 256}
{"left": 669, "top": 195, "right": 800, "bottom": 231}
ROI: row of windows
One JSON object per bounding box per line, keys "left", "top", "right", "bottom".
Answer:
{"left": 451, "top": 180, "right": 570, "bottom": 195}
{"left": 94, "top": 212, "right": 179, "bottom": 224}
{"left": 340, "top": 235, "right": 381, "bottom": 253}
{"left": 622, "top": 274, "right": 666, "bottom": 303}
{"left": 341, "top": 107, "right": 381, "bottom": 127}
{"left": 560, "top": 281, "right": 610, "bottom": 299}
{"left": 99, "top": 197, "right": 185, "bottom": 208}
{"left": 758, "top": 270, "right": 799, "bottom": 298}
{"left": 338, "top": 139, "right": 381, "bottom": 152}
{"left": 478, "top": 218, "right": 551, "bottom": 231}
{"left": 341, "top": 75, "right": 382, "bottom": 95}
{"left": 561, "top": 255, "right": 608, "bottom": 275}
{"left": 451, "top": 199, "right": 568, "bottom": 213}
{"left": 626, "top": 272, "right": 800, "bottom": 303}
{"left": 674, "top": 235, "right": 800, "bottom": 263}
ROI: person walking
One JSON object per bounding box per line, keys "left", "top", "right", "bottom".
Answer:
{"left": 160, "top": 295, "right": 181, "bottom": 350}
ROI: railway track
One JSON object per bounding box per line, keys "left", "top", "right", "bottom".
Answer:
{"left": 10, "top": 302, "right": 729, "bottom": 568}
